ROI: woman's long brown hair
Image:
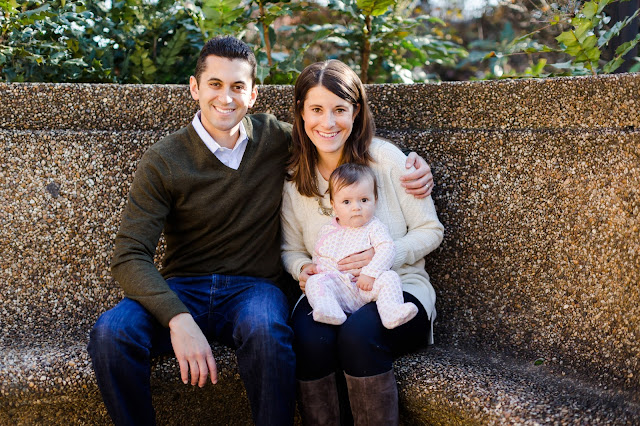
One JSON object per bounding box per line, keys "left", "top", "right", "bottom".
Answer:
{"left": 288, "top": 60, "right": 375, "bottom": 198}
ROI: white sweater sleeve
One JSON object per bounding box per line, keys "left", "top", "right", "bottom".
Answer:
{"left": 280, "top": 183, "right": 313, "bottom": 281}
{"left": 374, "top": 141, "right": 444, "bottom": 270}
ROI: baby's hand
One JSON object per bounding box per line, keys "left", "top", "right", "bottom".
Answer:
{"left": 356, "top": 274, "right": 375, "bottom": 291}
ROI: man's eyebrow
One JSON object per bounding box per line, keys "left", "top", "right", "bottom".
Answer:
{"left": 205, "top": 77, "right": 246, "bottom": 86}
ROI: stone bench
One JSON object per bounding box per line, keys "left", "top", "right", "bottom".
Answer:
{"left": 1, "top": 77, "right": 639, "bottom": 424}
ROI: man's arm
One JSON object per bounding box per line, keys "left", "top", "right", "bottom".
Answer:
{"left": 111, "top": 148, "right": 189, "bottom": 325}
{"left": 402, "top": 152, "right": 434, "bottom": 198}
{"left": 112, "top": 148, "right": 217, "bottom": 386}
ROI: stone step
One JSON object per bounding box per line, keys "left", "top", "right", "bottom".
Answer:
{"left": 2, "top": 340, "right": 638, "bottom": 425}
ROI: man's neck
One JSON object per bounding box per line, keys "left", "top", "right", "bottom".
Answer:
{"left": 203, "top": 121, "right": 242, "bottom": 149}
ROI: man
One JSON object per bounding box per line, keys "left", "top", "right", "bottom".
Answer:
{"left": 88, "top": 36, "right": 433, "bottom": 426}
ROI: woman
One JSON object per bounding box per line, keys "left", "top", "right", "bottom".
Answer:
{"left": 281, "top": 60, "right": 444, "bottom": 425}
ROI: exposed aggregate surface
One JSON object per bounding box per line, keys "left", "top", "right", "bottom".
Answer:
{"left": 1, "top": 74, "right": 639, "bottom": 424}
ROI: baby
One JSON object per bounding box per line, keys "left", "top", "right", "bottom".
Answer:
{"left": 306, "top": 163, "right": 418, "bottom": 329}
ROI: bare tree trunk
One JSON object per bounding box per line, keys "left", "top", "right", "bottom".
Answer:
{"left": 361, "top": 15, "right": 372, "bottom": 83}
{"left": 260, "top": 1, "right": 273, "bottom": 66}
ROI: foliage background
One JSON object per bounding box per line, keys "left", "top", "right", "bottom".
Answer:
{"left": 1, "top": 0, "right": 639, "bottom": 84}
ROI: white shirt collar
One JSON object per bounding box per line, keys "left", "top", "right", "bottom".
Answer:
{"left": 192, "top": 111, "right": 249, "bottom": 169}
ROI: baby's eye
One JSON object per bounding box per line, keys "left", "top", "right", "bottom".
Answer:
{"left": 342, "top": 200, "right": 350, "bottom": 205}
{"left": 361, "top": 198, "right": 369, "bottom": 203}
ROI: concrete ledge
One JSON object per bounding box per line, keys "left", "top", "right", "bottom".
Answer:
{"left": 0, "top": 340, "right": 252, "bottom": 425}
{"left": 396, "top": 347, "right": 640, "bottom": 425}
{"left": 3, "top": 341, "right": 639, "bottom": 425}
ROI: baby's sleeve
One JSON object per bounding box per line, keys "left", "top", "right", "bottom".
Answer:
{"left": 361, "top": 219, "right": 396, "bottom": 279}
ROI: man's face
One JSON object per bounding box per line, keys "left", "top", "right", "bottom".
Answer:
{"left": 189, "top": 55, "right": 257, "bottom": 146}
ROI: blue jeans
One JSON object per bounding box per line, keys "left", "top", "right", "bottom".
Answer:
{"left": 88, "top": 275, "right": 296, "bottom": 426}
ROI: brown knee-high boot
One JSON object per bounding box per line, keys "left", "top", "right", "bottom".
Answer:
{"left": 297, "top": 373, "right": 340, "bottom": 425}
{"left": 344, "top": 370, "right": 399, "bottom": 426}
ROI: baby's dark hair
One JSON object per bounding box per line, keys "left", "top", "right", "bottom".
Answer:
{"left": 328, "top": 163, "right": 378, "bottom": 201}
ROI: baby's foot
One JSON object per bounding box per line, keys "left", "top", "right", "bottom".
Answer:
{"left": 378, "top": 302, "right": 418, "bottom": 329}
{"left": 313, "top": 307, "right": 347, "bottom": 325}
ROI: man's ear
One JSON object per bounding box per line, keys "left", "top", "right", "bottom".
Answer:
{"left": 189, "top": 76, "right": 199, "bottom": 101}
{"left": 248, "top": 85, "right": 258, "bottom": 108}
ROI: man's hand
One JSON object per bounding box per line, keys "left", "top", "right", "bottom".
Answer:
{"left": 402, "top": 152, "right": 434, "bottom": 198}
{"left": 169, "top": 313, "right": 218, "bottom": 387}
{"left": 299, "top": 263, "right": 318, "bottom": 292}
{"left": 356, "top": 274, "right": 375, "bottom": 291}
{"left": 337, "top": 248, "right": 374, "bottom": 277}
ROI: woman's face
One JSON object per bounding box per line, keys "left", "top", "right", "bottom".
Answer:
{"left": 301, "top": 85, "right": 359, "bottom": 159}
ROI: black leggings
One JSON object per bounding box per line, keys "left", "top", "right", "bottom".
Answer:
{"left": 291, "top": 292, "right": 430, "bottom": 380}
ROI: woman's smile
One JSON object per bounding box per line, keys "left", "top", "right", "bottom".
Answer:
{"left": 302, "top": 86, "right": 358, "bottom": 158}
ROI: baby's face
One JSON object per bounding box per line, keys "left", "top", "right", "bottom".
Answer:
{"left": 331, "top": 177, "right": 376, "bottom": 228}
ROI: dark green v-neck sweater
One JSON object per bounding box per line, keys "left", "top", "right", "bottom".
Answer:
{"left": 111, "top": 114, "right": 292, "bottom": 326}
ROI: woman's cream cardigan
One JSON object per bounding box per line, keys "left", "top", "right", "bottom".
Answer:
{"left": 281, "top": 138, "right": 444, "bottom": 343}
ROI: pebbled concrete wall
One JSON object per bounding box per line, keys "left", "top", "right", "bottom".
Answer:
{"left": 0, "top": 75, "right": 638, "bottom": 410}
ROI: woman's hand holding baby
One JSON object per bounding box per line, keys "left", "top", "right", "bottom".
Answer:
{"left": 337, "top": 248, "right": 374, "bottom": 277}
{"left": 299, "top": 263, "right": 318, "bottom": 292}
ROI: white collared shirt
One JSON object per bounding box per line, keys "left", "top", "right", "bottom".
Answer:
{"left": 192, "top": 111, "right": 249, "bottom": 170}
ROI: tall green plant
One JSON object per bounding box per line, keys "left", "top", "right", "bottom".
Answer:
{"left": 89, "top": 0, "right": 201, "bottom": 84}
{"left": 320, "top": 0, "right": 466, "bottom": 83}
{"left": 499, "top": 0, "right": 640, "bottom": 76}
{"left": 0, "top": 1, "right": 112, "bottom": 82}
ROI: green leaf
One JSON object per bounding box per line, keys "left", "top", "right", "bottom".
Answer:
{"left": 565, "top": 43, "right": 583, "bottom": 56}
{"left": 156, "top": 30, "right": 187, "bottom": 69}
{"left": 603, "top": 33, "right": 640, "bottom": 72}
{"left": 597, "top": 0, "right": 616, "bottom": 14}
{"left": 585, "top": 46, "right": 600, "bottom": 62}
{"left": 603, "top": 57, "right": 625, "bottom": 73}
{"left": 599, "top": 20, "right": 626, "bottom": 48}
{"left": 582, "top": 1, "right": 598, "bottom": 19}
{"left": 582, "top": 35, "right": 597, "bottom": 50}
{"left": 23, "top": 4, "right": 50, "bottom": 17}
{"left": 256, "top": 64, "right": 270, "bottom": 84}
{"left": 575, "top": 24, "right": 594, "bottom": 43}
{"left": 614, "top": 34, "right": 640, "bottom": 57}
{"left": 356, "top": 0, "right": 396, "bottom": 17}
{"left": 556, "top": 31, "right": 577, "bottom": 46}
{"left": 63, "top": 58, "right": 88, "bottom": 67}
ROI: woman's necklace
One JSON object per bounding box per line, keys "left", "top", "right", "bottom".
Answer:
{"left": 316, "top": 196, "right": 334, "bottom": 216}
{"left": 315, "top": 164, "right": 335, "bottom": 217}
{"left": 314, "top": 176, "right": 334, "bottom": 217}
